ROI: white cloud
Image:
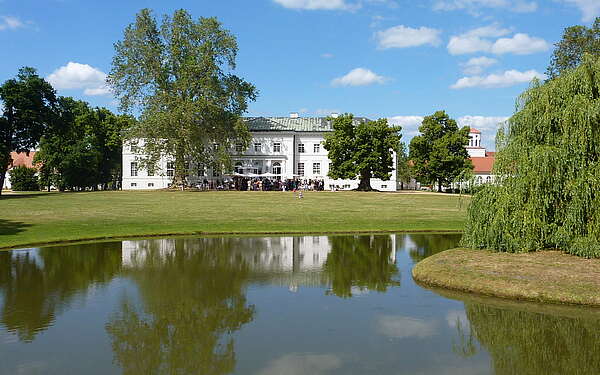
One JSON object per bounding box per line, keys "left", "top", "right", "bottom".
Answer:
{"left": 563, "top": 0, "right": 600, "bottom": 22}
{"left": 315, "top": 108, "right": 342, "bottom": 116}
{"left": 331, "top": 68, "right": 387, "bottom": 87}
{"left": 457, "top": 115, "right": 509, "bottom": 135}
{"left": 388, "top": 115, "right": 424, "bottom": 137}
{"left": 433, "top": 0, "right": 537, "bottom": 13}
{"left": 451, "top": 69, "right": 545, "bottom": 89}
{"left": 321, "top": 53, "right": 334, "bottom": 59}
{"left": 259, "top": 354, "right": 341, "bottom": 375}
{"left": 47, "top": 62, "right": 111, "bottom": 96}
{"left": 491, "top": 33, "right": 549, "bottom": 55}
{"left": 0, "top": 16, "right": 24, "bottom": 31}
{"left": 375, "top": 25, "right": 442, "bottom": 49}
{"left": 272, "top": 0, "right": 358, "bottom": 10}
{"left": 447, "top": 25, "right": 510, "bottom": 55}
{"left": 448, "top": 25, "right": 548, "bottom": 55}
{"left": 461, "top": 56, "right": 498, "bottom": 75}
{"left": 377, "top": 315, "right": 438, "bottom": 339}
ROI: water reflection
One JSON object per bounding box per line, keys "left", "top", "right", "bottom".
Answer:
{"left": 0, "top": 243, "right": 121, "bottom": 342}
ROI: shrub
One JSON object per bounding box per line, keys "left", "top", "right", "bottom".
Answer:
{"left": 9, "top": 166, "right": 39, "bottom": 191}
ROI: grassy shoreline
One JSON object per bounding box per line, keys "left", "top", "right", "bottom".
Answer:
{"left": 0, "top": 190, "right": 468, "bottom": 250}
{"left": 413, "top": 248, "right": 600, "bottom": 307}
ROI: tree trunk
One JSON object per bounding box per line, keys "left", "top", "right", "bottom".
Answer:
{"left": 437, "top": 179, "right": 442, "bottom": 192}
{"left": 172, "top": 143, "right": 186, "bottom": 189}
{"left": 357, "top": 169, "right": 373, "bottom": 191}
{"left": 0, "top": 168, "right": 6, "bottom": 197}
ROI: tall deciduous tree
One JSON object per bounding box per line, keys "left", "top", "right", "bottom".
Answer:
{"left": 108, "top": 9, "right": 257, "bottom": 187}
{"left": 0, "top": 67, "right": 56, "bottom": 197}
{"left": 409, "top": 111, "right": 472, "bottom": 192}
{"left": 396, "top": 142, "right": 414, "bottom": 190}
{"left": 547, "top": 17, "right": 600, "bottom": 79}
{"left": 462, "top": 55, "right": 600, "bottom": 258}
{"left": 323, "top": 114, "right": 401, "bottom": 191}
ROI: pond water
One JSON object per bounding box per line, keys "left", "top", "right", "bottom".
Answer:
{"left": 1, "top": 233, "right": 600, "bottom": 374}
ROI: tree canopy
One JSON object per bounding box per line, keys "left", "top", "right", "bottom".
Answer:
{"left": 35, "top": 98, "right": 133, "bottom": 191}
{"left": 0, "top": 67, "right": 56, "bottom": 197}
{"left": 409, "top": 111, "right": 472, "bottom": 192}
{"left": 547, "top": 17, "right": 600, "bottom": 79}
{"left": 108, "top": 8, "right": 257, "bottom": 187}
{"left": 462, "top": 55, "right": 600, "bottom": 258}
{"left": 323, "top": 114, "right": 401, "bottom": 191}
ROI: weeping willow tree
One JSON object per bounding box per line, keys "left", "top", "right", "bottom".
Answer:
{"left": 462, "top": 55, "right": 600, "bottom": 257}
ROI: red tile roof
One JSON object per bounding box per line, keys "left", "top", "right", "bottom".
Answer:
{"left": 9, "top": 151, "right": 37, "bottom": 169}
{"left": 469, "top": 128, "right": 481, "bottom": 134}
{"left": 470, "top": 156, "right": 495, "bottom": 173}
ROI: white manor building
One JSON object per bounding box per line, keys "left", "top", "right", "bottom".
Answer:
{"left": 466, "top": 128, "right": 495, "bottom": 185}
{"left": 122, "top": 114, "right": 399, "bottom": 191}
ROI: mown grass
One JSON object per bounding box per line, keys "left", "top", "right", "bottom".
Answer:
{"left": 0, "top": 190, "right": 469, "bottom": 249}
{"left": 413, "top": 248, "right": 600, "bottom": 306}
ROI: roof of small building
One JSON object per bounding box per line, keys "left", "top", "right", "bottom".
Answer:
{"left": 469, "top": 128, "right": 481, "bottom": 134}
{"left": 9, "top": 151, "right": 37, "bottom": 169}
{"left": 470, "top": 156, "right": 495, "bottom": 173}
{"left": 245, "top": 116, "right": 368, "bottom": 132}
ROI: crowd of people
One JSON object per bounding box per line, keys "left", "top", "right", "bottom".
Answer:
{"left": 194, "top": 177, "right": 326, "bottom": 191}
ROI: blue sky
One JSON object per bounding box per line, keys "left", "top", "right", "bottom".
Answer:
{"left": 1, "top": 0, "right": 598, "bottom": 149}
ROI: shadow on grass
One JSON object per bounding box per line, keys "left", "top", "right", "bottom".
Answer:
{"left": 0, "top": 218, "right": 31, "bottom": 235}
{"left": 0, "top": 192, "right": 54, "bottom": 200}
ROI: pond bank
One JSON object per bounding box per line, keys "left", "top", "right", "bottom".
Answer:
{"left": 413, "top": 248, "right": 600, "bottom": 307}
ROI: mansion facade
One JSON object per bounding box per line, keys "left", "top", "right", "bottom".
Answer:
{"left": 122, "top": 115, "right": 399, "bottom": 191}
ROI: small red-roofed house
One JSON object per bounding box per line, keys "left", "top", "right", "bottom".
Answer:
{"left": 2, "top": 151, "right": 38, "bottom": 190}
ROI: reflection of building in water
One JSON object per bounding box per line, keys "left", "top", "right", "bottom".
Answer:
{"left": 122, "top": 235, "right": 397, "bottom": 290}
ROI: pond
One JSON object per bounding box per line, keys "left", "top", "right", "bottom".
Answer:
{"left": 1, "top": 233, "right": 600, "bottom": 374}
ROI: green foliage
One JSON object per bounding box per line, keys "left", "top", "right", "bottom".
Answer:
{"left": 409, "top": 111, "right": 472, "bottom": 192}
{"left": 547, "top": 17, "right": 600, "bottom": 79}
{"left": 108, "top": 8, "right": 257, "bottom": 186}
{"left": 0, "top": 67, "right": 56, "bottom": 196}
{"left": 396, "top": 142, "right": 414, "bottom": 189}
{"left": 35, "top": 97, "right": 133, "bottom": 191}
{"left": 462, "top": 56, "right": 600, "bottom": 257}
{"left": 8, "top": 166, "right": 39, "bottom": 191}
{"left": 323, "top": 114, "right": 401, "bottom": 191}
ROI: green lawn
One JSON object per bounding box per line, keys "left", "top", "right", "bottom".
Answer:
{"left": 0, "top": 190, "right": 469, "bottom": 249}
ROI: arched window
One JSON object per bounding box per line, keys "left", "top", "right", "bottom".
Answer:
{"left": 486, "top": 176, "right": 492, "bottom": 184}
{"left": 477, "top": 176, "right": 483, "bottom": 185}
{"left": 272, "top": 162, "right": 282, "bottom": 175}
{"left": 234, "top": 162, "right": 243, "bottom": 174}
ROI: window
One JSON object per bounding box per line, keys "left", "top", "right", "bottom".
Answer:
{"left": 234, "top": 162, "right": 243, "bottom": 174}
{"left": 254, "top": 143, "right": 262, "bottom": 152}
{"left": 131, "top": 183, "right": 137, "bottom": 187}
{"left": 273, "top": 142, "right": 281, "bottom": 153}
{"left": 298, "top": 143, "right": 305, "bottom": 153}
{"left": 184, "top": 162, "right": 190, "bottom": 177}
{"left": 272, "top": 162, "right": 282, "bottom": 175}
{"left": 381, "top": 185, "right": 387, "bottom": 189}
{"left": 477, "top": 176, "right": 483, "bottom": 185}
{"left": 213, "top": 143, "right": 219, "bottom": 151}
{"left": 148, "top": 183, "right": 154, "bottom": 188}
{"left": 313, "top": 143, "right": 320, "bottom": 153}
{"left": 213, "top": 169, "right": 220, "bottom": 177}
{"left": 235, "top": 143, "right": 243, "bottom": 152}
{"left": 130, "top": 144, "right": 139, "bottom": 154}
{"left": 486, "top": 176, "right": 492, "bottom": 184}
{"left": 167, "top": 162, "right": 175, "bottom": 177}
{"left": 298, "top": 163, "right": 305, "bottom": 176}
{"left": 147, "top": 166, "right": 154, "bottom": 177}
{"left": 313, "top": 163, "right": 321, "bottom": 175}
{"left": 198, "top": 164, "right": 206, "bottom": 177}
{"left": 130, "top": 162, "right": 138, "bottom": 177}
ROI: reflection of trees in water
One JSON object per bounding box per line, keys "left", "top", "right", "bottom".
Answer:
{"left": 323, "top": 235, "right": 399, "bottom": 298}
{"left": 0, "top": 243, "right": 122, "bottom": 342}
{"left": 106, "top": 239, "right": 255, "bottom": 375}
{"left": 406, "top": 234, "right": 462, "bottom": 263}
{"left": 458, "top": 302, "right": 600, "bottom": 374}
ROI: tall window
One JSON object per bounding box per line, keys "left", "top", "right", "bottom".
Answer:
{"left": 184, "top": 162, "right": 190, "bottom": 177}
{"left": 272, "top": 162, "right": 282, "bottom": 175}
{"left": 198, "top": 164, "right": 206, "bottom": 177}
{"left": 298, "top": 143, "right": 305, "bottom": 153}
{"left": 147, "top": 165, "right": 155, "bottom": 177}
{"left": 235, "top": 143, "right": 243, "bottom": 152}
{"left": 130, "top": 143, "right": 139, "bottom": 154}
{"left": 313, "top": 163, "right": 321, "bottom": 175}
{"left": 313, "top": 143, "right": 320, "bottom": 153}
{"left": 298, "top": 163, "right": 305, "bottom": 176}
{"left": 273, "top": 142, "right": 281, "bottom": 153}
{"left": 254, "top": 143, "right": 262, "bottom": 152}
{"left": 167, "top": 162, "right": 175, "bottom": 177}
{"left": 234, "top": 162, "right": 243, "bottom": 174}
{"left": 213, "top": 143, "right": 219, "bottom": 151}
{"left": 130, "top": 162, "right": 138, "bottom": 177}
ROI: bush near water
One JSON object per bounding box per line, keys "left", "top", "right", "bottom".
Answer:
{"left": 462, "top": 56, "right": 600, "bottom": 258}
